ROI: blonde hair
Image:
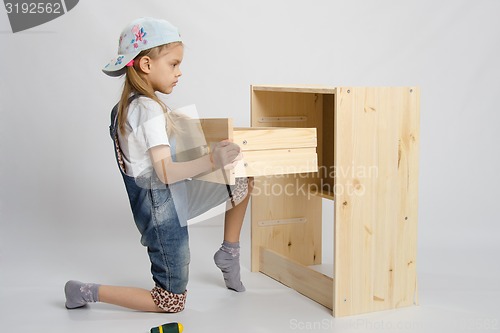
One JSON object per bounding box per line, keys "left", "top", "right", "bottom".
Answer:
{"left": 117, "top": 42, "right": 182, "bottom": 137}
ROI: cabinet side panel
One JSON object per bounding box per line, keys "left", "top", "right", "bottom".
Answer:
{"left": 397, "top": 87, "right": 420, "bottom": 309}
{"left": 334, "top": 87, "right": 419, "bottom": 316}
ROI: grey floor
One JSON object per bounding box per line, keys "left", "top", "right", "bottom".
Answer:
{"left": 1, "top": 200, "right": 499, "bottom": 333}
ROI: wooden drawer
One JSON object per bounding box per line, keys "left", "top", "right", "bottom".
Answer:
{"left": 232, "top": 127, "right": 318, "bottom": 177}
{"left": 175, "top": 119, "right": 318, "bottom": 183}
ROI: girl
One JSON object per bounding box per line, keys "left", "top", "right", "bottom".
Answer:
{"left": 64, "top": 17, "right": 252, "bottom": 313}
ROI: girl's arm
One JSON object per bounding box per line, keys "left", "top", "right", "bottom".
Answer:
{"left": 149, "top": 145, "right": 212, "bottom": 184}
{"left": 149, "top": 141, "right": 241, "bottom": 184}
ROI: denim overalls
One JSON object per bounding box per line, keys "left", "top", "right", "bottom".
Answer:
{"left": 109, "top": 96, "right": 244, "bottom": 312}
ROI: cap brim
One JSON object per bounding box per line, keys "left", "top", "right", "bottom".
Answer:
{"left": 102, "top": 52, "right": 138, "bottom": 77}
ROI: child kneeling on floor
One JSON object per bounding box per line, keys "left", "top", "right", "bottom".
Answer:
{"left": 64, "top": 17, "right": 252, "bottom": 312}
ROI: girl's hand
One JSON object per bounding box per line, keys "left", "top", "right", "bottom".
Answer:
{"left": 210, "top": 140, "right": 243, "bottom": 170}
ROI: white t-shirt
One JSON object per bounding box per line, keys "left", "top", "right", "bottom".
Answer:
{"left": 117, "top": 96, "right": 170, "bottom": 178}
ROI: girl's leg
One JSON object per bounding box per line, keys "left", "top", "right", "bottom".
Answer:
{"left": 65, "top": 281, "right": 159, "bottom": 312}
{"left": 65, "top": 281, "right": 186, "bottom": 312}
{"left": 214, "top": 177, "right": 254, "bottom": 292}
{"left": 223, "top": 177, "right": 254, "bottom": 242}
{"left": 98, "top": 285, "right": 162, "bottom": 312}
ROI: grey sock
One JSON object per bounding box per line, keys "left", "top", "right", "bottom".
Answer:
{"left": 214, "top": 241, "right": 246, "bottom": 292}
{"left": 64, "top": 280, "right": 100, "bottom": 309}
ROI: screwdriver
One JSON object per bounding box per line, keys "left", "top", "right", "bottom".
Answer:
{"left": 150, "top": 322, "right": 183, "bottom": 333}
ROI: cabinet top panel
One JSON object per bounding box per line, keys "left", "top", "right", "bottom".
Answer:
{"left": 252, "top": 85, "right": 418, "bottom": 94}
{"left": 252, "top": 84, "right": 336, "bottom": 94}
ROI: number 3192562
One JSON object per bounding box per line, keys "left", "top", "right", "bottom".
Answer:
{"left": 5, "top": 2, "right": 62, "bottom": 14}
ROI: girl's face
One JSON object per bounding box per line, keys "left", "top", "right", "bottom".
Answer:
{"left": 148, "top": 43, "right": 183, "bottom": 94}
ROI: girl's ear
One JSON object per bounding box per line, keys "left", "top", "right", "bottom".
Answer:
{"left": 138, "top": 56, "right": 152, "bottom": 74}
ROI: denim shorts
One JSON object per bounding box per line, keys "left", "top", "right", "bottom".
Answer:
{"left": 136, "top": 172, "right": 242, "bottom": 293}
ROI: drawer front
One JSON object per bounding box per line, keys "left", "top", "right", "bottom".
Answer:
{"left": 234, "top": 147, "right": 318, "bottom": 177}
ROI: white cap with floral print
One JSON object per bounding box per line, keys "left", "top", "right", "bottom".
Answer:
{"left": 102, "top": 17, "right": 182, "bottom": 77}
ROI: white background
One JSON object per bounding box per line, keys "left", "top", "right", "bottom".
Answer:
{"left": 1, "top": 1, "right": 499, "bottom": 332}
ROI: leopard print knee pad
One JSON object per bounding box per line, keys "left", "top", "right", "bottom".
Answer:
{"left": 151, "top": 286, "right": 187, "bottom": 312}
{"left": 231, "top": 177, "right": 249, "bottom": 204}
